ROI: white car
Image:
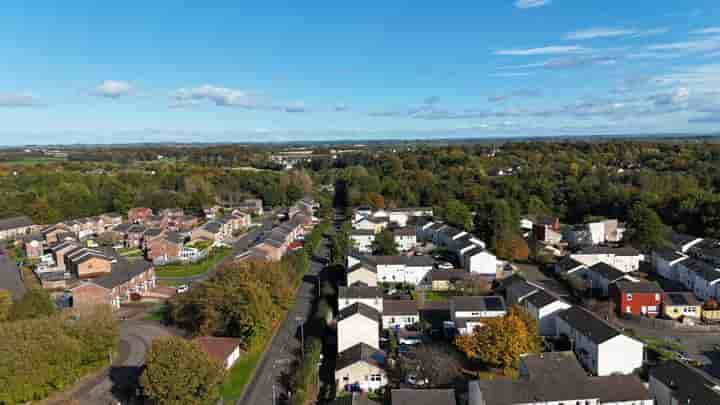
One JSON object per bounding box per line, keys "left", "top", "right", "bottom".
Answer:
{"left": 436, "top": 261, "right": 454, "bottom": 270}
{"left": 176, "top": 284, "right": 190, "bottom": 294}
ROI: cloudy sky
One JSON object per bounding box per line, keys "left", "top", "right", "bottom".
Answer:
{"left": 1, "top": 1, "right": 720, "bottom": 145}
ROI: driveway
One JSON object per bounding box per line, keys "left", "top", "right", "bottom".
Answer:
{"left": 53, "top": 320, "right": 180, "bottom": 405}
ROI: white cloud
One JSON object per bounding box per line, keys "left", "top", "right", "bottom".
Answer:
{"left": 564, "top": 27, "right": 668, "bottom": 40}
{"left": 647, "top": 36, "right": 720, "bottom": 53}
{"left": 514, "top": 0, "right": 551, "bottom": 9}
{"left": 171, "top": 85, "right": 258, "bottom": 108}
{"left": 92, "top": 80, "right": 135, "bottom": 98}
{"left": 692, "top": 27, "right": 720, "bottom": 35}
{"left": 0, "top": 93, "right": 42, "bottom": 107}
{"left": 495, "top": 45, "right": 587, "bottom": 56}
{"left": 653, "top": 64, "right": 720, "bottom": 88}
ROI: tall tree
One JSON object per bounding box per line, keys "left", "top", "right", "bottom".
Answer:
{"left": 626, "top": 202, "right": 669, "bottom": 251}
{"left": 10, "top": 288, "right": 56, "bottom": 321}
{"left": 371, "top": 230, "right": 399, "bottom": 255}
{"left": 442, "top": 199, "right": 473, "bottom": 231}
{"left": 141, "top": 337, "right": 225, "bottom": 405}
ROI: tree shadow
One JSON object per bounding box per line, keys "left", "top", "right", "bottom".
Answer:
{"left": 108, "top": 365, "right": 144, "bottom": 403}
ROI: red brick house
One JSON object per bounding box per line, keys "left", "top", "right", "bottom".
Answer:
{"left": 147, "top": 232, "right": 186, "bottom": 261}
{"left": 71, "top": 259, "right": 156, "bottom": 309}
{"left": 610, "top": 280, "right": 663, "bottom": 317}
{"left": 128, "top": 207, "right": 153, "bottom": 224}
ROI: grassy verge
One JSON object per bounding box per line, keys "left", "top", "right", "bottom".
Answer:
{"left": 118, "top": 248, "right": 144, "bottom": 257}
{"left": 155, "top": 248, "right": 231, "bottom": 278}
{"left": 144, "top": 304, "right": 168, "bottom": 322}
{"left": 220, "top": 349, "right": 264, "bottom": 401}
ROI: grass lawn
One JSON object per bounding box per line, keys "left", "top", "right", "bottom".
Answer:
{"left": 118, "top": 247, "right": 144, "bottom": 257}
{"left": 424, "top": 290, "right": 453, "bottom": 302}
{"left": 155, "top": 247, "right": 231, "bottom": 278}
{"left": 220, "top": 349, "right": 264, "bottom": 401}
{"left": 186, "top": 240, "right": 213, "bottom": 250}
{"left": 144, "top": 304, "right": 168, "bottom": 322}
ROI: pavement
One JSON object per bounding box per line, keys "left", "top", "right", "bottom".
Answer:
{"left": 0, "top": 251, "right": 27, "bottom": 300}
{"left": 237, "top": 232, "right": 329, "bottom": 405}
{"left": 156, "top": 217, "right": 275, "bottom": 284}
{"left": 51, "top": 320, "right": 180, "bottom": 405}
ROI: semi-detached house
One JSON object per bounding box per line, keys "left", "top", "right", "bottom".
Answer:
{"left": 339, "top": 285, "right": 383, "bottom": 312}
{"left": 337, "top": 302, "right": 381, "bottom": 353}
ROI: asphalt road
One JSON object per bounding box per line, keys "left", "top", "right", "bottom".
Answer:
{"left": 156, "top": 217, "right": 275, "bottom": 284}
{"left": 237, "top": 239, "right": 329, "bottom": 405}
{"left": 55, "top": 320, "right": 179, "bottom": 405}
{"left": 0, "top": 250, "right": 27, "bottom": 300}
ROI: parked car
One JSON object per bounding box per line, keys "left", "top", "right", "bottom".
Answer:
{"left": 436, "top": 261, "right": 453, "bottom": 270}
{"left": 406, "top": 374, "right": 428, "bottom": 386}
{"left": 675, "top": 352, "right": 692, "bottom": 362}
{"left": 176, "top": 284, "right": 190, "bottom": 294}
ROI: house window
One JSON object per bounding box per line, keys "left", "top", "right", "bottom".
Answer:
{"left": 626, "top": 293, "right": 632, "bottom": 301}
{"left": 370, "top": 374, "right": 382, "bottom": 382}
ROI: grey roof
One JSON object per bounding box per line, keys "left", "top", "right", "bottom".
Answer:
{"left": 328, "top": 394, "right": 380, "bottom": 405}
{"left": 165, "top": 232, "right": 186, "bottom": 245}
{"left": 0, "top": 216, "right": 33, "bottom": 232}
{"left": 440, "top": 226, "right": 465, "bottom": 238}
{"left": 202, "top": 221, "right": 222, "bottom": 233}
{"left": 336, "top": 343, "right": 386, "bottom": 371}
{"left": 557, "top": 306, "right": 620, "bottom": 344}
{"left": 506, "top": 280, "right": 540, "bottom": 301}
{"left": 670, "top": 231, "right": 702, "bottom": 248}
{"left": 589, "top": 262, "right": 626, "bottom": 281}
{"left": 452, "top": 296, "right": 506, "bottom": 312}
{"left": 430, "top": 269, "right": 470, "bottom": 282}
{"left": 654, "top": 247, "right": 687, "bottom": 262}
{"left": 113, "top": 223, "right": 132, "bottom": 233}
{"left": 586, "top": 375, "right": 652, "bottom": 402}
{"left": 339, "top": 286, "right": 381, "bottom": 299}
{"left": 369, "top": 255, "right": 433, "bottom": 267}
{"left": 338, "top": 302, "right": 381, "bottom": 322}
{"left": 144, "top": 228, "right": 163, "bottom": 237}
{"left": 613, "top": 280, "right": 663, "bottom": 294}
{"left": 555, "top": 256, "right": 586, "bottom": 272}
{"left": 348, "top": 262, "right": 377, "bottom": 274}
{"left": 650, "top": 360, "right": 720, "bottom": 405}
{"left": 681, "top": 258, "right": 717, "bottom": 274}
{"left": 93, "top": 259, "right": 153, "bottom": 289}
{"left": 393, "top": 227, "right": 416, "bottom": 236}
{"left": 577, "top": 246, "right": 640, "bottom": 256}
{"left": 525, "top": 289, "right": 559, "bottom": 308}
{"left": 391, "top": 389, "right": 455, "bottom": 405}
{"left": 663, "top": 292, "right": 700, "bottom": 306}
{"left": 0, "top": 257, "right": 27, "bottom": 300}
{"left": 382, "top": 299, "right": 418, "bottom": 316}
{"left": 351, "top": 229, "right": 376, "bottom": 236}
{"left": 127, "top": 224, "right": 146, "bottom": 234}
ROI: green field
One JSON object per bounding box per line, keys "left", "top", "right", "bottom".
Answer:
{"left": 0, "top": 157, "right": 67, "bottom": 166}
{"left": 155, "top": 247, "right": 231, "bottom": 278}
{"left": 220, "top": 349, "right": 264, "bottom": 401}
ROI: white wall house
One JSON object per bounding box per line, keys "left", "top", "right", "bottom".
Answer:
{"left": 335, "top": 343, "right": 387, "bottom": 393}
{"left": 692, "top": 267, "right": 720, "bottom": 300}
{"left": 374, "top": 255, "right": 433, "bottom": 285}
{"left": 337, "top": 303, "right": 381, "bottom": 353}
{"left": 450, "top": 296, "right": 507, "bottom": 335}
{"left": 556, "top": 306, "right": 644, "bottom": 376}
{"left": 393, "top": 228, "right": 418, "bottom": 252}
{"left": 346, "top": 262, "right": 378, "bottom": 287}
{"left": 523, "top": 290, "right": 572, "bottom": 336}
{"left": 464, "top": 248, "right": 497, "bottom": 276}
{"left": 571, "top": 247, "right": 642, "bottom": 274}
{"left": 652, "top": 249, "right": 688, "bottom": 281}
{"left": 350, "top": 230, "right": 375, "bottom": 253}
{"left": 381, "top": 299, "right": 419, "bottom": 330}
{"left": 338, "top": 286, "right": 383, "bottom": 312}
{"left": 586, "top": 262, "right": 634, "bottom": 296}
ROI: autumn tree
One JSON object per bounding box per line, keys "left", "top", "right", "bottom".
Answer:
{"left": 454, "top": 307, "right": 540, "bottom": 373}
{"left": 495, "top": 234, "right": 530, "bottom": 262}
{"left": 0, "top": 289, "right": 11, "bottom": 322}
{"left": 10, "top": 288, "right": 56, "bottom": 321}
{"left": 372, "top": 230, "right": 399, "bottom": 255}
{"left": 141, "top": 337, "right": 225, "bottom": 405}
{"left": 367, "top": 192, "right": 386, "bottom": 210}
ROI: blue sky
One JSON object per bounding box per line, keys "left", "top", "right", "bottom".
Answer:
{"left": 1, "top": 0, "right": 720, "bottom": 145}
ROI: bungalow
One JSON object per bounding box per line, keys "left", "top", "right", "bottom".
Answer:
{"left": 522, "top": 289, "right": 572, "bottom": 336}
{"left": 391, "top": 389, "right": 456, "bottom": 405}
{"left": 586, "top": 262, "right": 633, "bottom": 296}
{"left": 556, "top": 306, "right": 644, "bottom": 376}
{"left": 469, "top": 351, "right": 652, "bottom": 405}
{"left": 339, "top": 286, "right": 383, "bottom": 312}
{"left": 392, "top": 227, "right": 418, "bottom": 252}
{"left": 128, "top": 207, "right": 153, "bottom": 224}
{"left": 350, "top": 229, "right": 375, "bottom": 253}
{"left": 381, "top": 299, "right": 419, "bottom": 330}
{"left": 609, "top": 280, "right": 663, "bottom": 317}
{"left": 347, "top": 261, "right": 378, "bottom": 287}
{"left": 71, "top": 258, "right": 156, "bottom": 309}
{"left": 571, "top": 246, "right": 642, "bottom": 273}
{"left": 335, "top": 343, "right": 387, "bottom": 393}
{"left": 649, "top": 360, "right": 720, "bottom": 405}
{"left": 662, "top": 292, "right": 702, "bottom": 320}
{"left": 194, "top": 336, "right": 244, "bottom": 370}
{"left": 338, "top": 302, "right": 381, "bottom": 353}
{"left": 450, "top": 296, "right": 507, "bottom": 335}
{"left": 0, "top": 216, "right": 34, "bottom": 240}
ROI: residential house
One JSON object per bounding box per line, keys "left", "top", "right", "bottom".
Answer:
{"left": 687, "top": 238, "right": 720, "bottom": 266}
{"left": 42, "top": 224, "right": 72, "bottom": 244}
{"left": 610, "top": 280, "right": 663, "bottom": 317}
{"left": 382, "top": 299, "right": 419, "bottom": 330}
{"left": 350, "top": 229, "right": 375, "bottom": 253}
{"left": 338, "top": 286, "right": 383, "bottom": 312}
{"left": 532, "top": 216, "right": 562, "bottom": 244}
{"left": 128, "top": 207, "right": 153, "bottom": 224}
{"left": 553, "top": 256, "right": 588, "bottom": 277}
{"left": 49, "top": 241, "right": 81, "bottom": 270}
{"left": 238, "top": 198, "right": 264, "bottom": 216}
{"left": 556, "top": 306, "right": 644, "bottom": 376}
{"left": 100, "top": 213, "right": 123, "bottom": 229}
{"left": 249, "top": 242, "right": 285, "bottom": 262}
{"left": 662, "top": 292, "right": 702, "bottom": 320}
{"left": 335, "top": 343, "right": 387, "bottom": 393}
{"left": 142, "top": 228, "right": 164, "bottom": 250}
{"left": 393, "top": 227, "right": 418, "bottom": 252}
{"left": 347, "top": 261, "right": 378, "bottom": 287}
{"left": 649, "top": 360, "right": 720, "bottom": 405}
{"left": 652, "top": 248, "right": 689, "bottom": 281}
{"left": 145, "top": 215, "right": 167, "bottom": 229}
{"left": 500, "top": 275, "right": 542, "bottom": 306}
{"left": 450, "top": 296, "right": 507, "bottom": 335}
{"left": 23, "top": 233, "right": 44, "bottom": 259}
{"left": 194, "top": 336, "right": 244, "bottom": 370}
{"left": 675, "top": 257, "right": 715, "bottom": 291}
{"left": 386, "top": 207, "right": 433, "bottom": 228}
{"left": 370, "top": 255, "right": 434, "bottom": 285}
{"left": 71, "top": 258, "right": 155, "bottom": 309}
{"left": 571, "top": 246, "right": 642, "bottom": 273}
{"left": 177, "top": 215, "right": 200, "bottom": 231}
{"left": 353, "top": 216, "right": 387, "bottom": 233}
{"left": 565, "top": 219, "right": 624, "bottom": 248}
{"left": 587, "top": 262, "right": 634, "bottom": 296}
{"left": 522, "top": 289, "right": 572, "bottom": 336}
{"left": 469, "top": 351, "right": 652, "bottom": 405}
{"left": 337, "top": 302, "right": 381, "bottom": 353}
{"left": 669, "top": 231, "right": 704, "bottom": 253}
{"left": 66, "top": 247, "right": 114, "bottom": 279}
{"left": 126, "top": 224, "right": 146, "bottom": 248}
{"left": 391, "top": 389, "right": 456, "bottom": 405}
{"left": 191, "top": 221, "right": 225, "bottom": 243}
{"left": 691, "top": 263, "right": 720, "bottom": 300}
{"left": 428, "top": 269, "right": 471, "bottom": 291}
{"left": 0, "top": 216, "right": 34, "bottom": 240}
{"left": 147, "top": 232, "right": 186, "bottom": 262}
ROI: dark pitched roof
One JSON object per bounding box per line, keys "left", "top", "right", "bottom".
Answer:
{"left": 430, "top": 269, "right": 470, "bottom": 282}
{"left": 339, "top": 286, "right": 381, "bottom": 299}
{"left": 338, "top": 302, "right": 381, "bottom": 322}
{"left": 336, "top": 343, "right": 386, "bottom": 371}
{"left": 650, "top": 360, "right": 720, "bottom": 405}
{"left": 663, "top": 292, "right": 700, "bottom": 306}
{"left": 391, "top": 389, "right": 456, "bottom": 405}
{"left": 329, "top": 394, "right": 380, "bottom": 405}
{"left": 586, "top": 375, "right": 652, "bottom": 402}
{"left": 681, "top": 258, "right": 717, "bottom": 274}
{"left": 0, "top": 216, "right": 33, "bottom": 231}
{"left": 393, "top": 227, "right": 416, "bottom": 236}
{"left": 350, "top": 229, "right": 375, "bottom": 236}
{"left": 165, "top": 232, "right": 186, "bottom": 245}
{"left": 556, "top": 256, "right": 586, "bottom": 272}
{"left": 613, "top": 280, "right": 663, "bottom": 294}
{"left": 557, "top": 306, "right": 621, "bottom": 344}
{"left": 93, "top": 259, "right": 153, "bottom": 289}
{"left": 654, "top": 247, "right": 687, "bottom": 262}
{"left": 440, "top": 226, "right": 464, "bottom": 238}
{"left": 348, "top": 261, "right": 377, "bottom": 274}
{"left": 382, "top": 299, "right": 418, "bottom": 316}
{"left": 127, "top": 224, "right": 146, "bottom": 234}
{"left": 589, "top": 262, "right": 626, "bottom": 281}
{"left": 144, "top": 228, "right": 163, "bottom": 237}
{"left": 113, "top": 223, "right": 132, "bottom": 233}
{"left": 452, "top": 296, "right": 506, "bottom": 312}
{"left": 525, "top": 290, "right": 559, "bottom": 308}
{"left": 578, "top": 246, "right": 640, "bottom": 256}
{"left": 670, "top": 231, "right": 702, "bottom": 248}
{"left": 202, "top": 221, "right": 222, "bottom": 233}
{"left": 506, "top": 280, "right": 540, "bottom": 301}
